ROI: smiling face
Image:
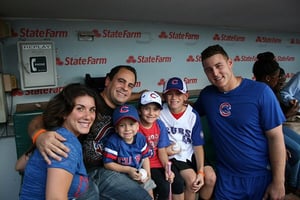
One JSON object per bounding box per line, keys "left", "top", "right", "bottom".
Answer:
{"left": 202, "top": 53, "right": 235, "bottom": 92}
{"left": 104, "top": 67, "right": 136, "bottom": 107}
{"left": 139, "top": 103, "right": 161, "bottom": 127}
{"left": 115, "top": 118, "right": 139, "bottom": 144}
{"left": 62, "top": 95, "right": 96, "bottom": 136}
{"left": 164, "top": 90, "right": 188, "bottom": 114}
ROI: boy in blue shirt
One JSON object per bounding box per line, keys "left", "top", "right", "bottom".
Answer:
{"left": 103, "top": 104, "right": 156, "bottom": 198}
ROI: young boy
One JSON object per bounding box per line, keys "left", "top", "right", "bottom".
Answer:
{"left": 138, "top": 91, "right": 175, "bottom": 200}
{"left": 103, "top": 104, "right": 156, "bottom": 198}
{"left": 160, "top": 77, "right": 216, "bottom": 200}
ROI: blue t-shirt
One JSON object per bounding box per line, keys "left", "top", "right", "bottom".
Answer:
{"left": 20, "top": 127, "right": 88, "bottom": 200}
{"left": 103, "top": 132, "right": 151, "bottom": 169}
{"left": 194, "top": 79, "right": 286, "bottom": 176}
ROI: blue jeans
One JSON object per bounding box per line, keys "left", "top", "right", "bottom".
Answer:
{"left": 283, "top": 126, "right": 300, "bottom": 188}
{"left": 78, "top": 167, "right": 152, "bottom": 200}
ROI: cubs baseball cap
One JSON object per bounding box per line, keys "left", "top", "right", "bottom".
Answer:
{"left": 113, "top": 104, "right": 140, "bottom": 125}
{"left": 163, "top": 77, "right": 187, "bottom": 94}
{"left": 140, "top": 91, "right": 162, "bottom": 109}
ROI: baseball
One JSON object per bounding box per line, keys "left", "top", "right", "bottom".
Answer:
{"left": 139, "top": 168, "right": 147, "bottom": 181}
{"left": 172, "top": 142, "right": 181, "bottom": 152}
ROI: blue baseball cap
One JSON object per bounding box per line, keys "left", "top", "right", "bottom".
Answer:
{"left": 113, "top": 104, "right": 140, "bottom": 125}
{"left": 163, "top": 77, "right": 187, "bottom": 94}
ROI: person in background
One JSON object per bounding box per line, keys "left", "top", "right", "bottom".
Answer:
{"left": 27, "top": 65, "right": 153, "bottom": 200}
{"left": 19, "top": 83, "right": 98, "bottom": 200}
{"left": 16, "top": 108, "right": 50, "bottom": 173}
{"left": 275, "top": 67, "right": 298, "bottom": 118}
{"left": 275, "top": 67, "right": 287, "bottom": 94}
{"left": 160, "top": 77, "right": 216, "bottom": 200}
{"left": 253, "top": 52, "right": 300, "bottom": 196}
{"left": 193, "top": 44, "right": 286, "bottom": 200}
{"left": 253, "top": 52, "right": 299, "bottom": 118}
{"left": 138, "top": 91, "right": 175, "bottom": 200}
{"left": 280, "top": 71, "right": 300, "bottom": 114}
{"left": 103, "top": 104, "right": 156, "bottom": 199}
{"left": 277, "top": 69, "right": 300, "bottom": 196}
{"left": 15, "top": 145, "right": 35, "bottom": 173}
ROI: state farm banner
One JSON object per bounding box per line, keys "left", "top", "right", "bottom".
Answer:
{"left": 2, "top": 19, "right": 300, "bottom": 111}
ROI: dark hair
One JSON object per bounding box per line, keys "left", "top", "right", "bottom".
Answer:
{"left": 106, "top": 65, "right": 137, "bottom": 83}
{"left": 252, "top": 52, "right": 280, "bottom": 81}
{"left": 257, "top": 52, "right": 275, "bottom": 61}
{"left": 279, "top": 67, "right": 286, "bottom": 77}
{"left": 201, "top": 44, "right": 229, "bottom": 61}
{"left": 43, "top": 83, "right": 99, "bottom": 129}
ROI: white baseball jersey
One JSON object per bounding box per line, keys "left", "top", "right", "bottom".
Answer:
{"left": 159, "top": 103, "right": 204, "bottom": 162}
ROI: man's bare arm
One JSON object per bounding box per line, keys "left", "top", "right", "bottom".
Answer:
{"left": 28, "top": 115, "right": 44, "bottom": 138}
{"left": 28, "top": 115, "right": 70, "bottom": 164}
{"left": 263, "top": 125, "right": 285, "bottom": 200}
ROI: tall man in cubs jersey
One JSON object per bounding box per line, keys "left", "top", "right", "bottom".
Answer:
{"left": 194, "top": 44, "right": 286, "bottom": 200}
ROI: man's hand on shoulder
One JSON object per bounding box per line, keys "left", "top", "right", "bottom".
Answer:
{"left": 36, "top": 131, "right": 69, "bottom": 164}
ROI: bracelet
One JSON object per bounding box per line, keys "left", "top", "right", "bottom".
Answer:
{"left": 32, "top": 129, "right": 46, "bottom": 144}
{"left": 197, "top": 170, "right": 205, "bottom": 177}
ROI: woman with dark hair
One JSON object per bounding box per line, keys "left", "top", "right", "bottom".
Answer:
{"left": 19, "top": 83, "right": 99, "bottom": 200}
{"left": 27, "top": 65, "right": 153, "bottom": 200}
{"left": 253, "top": 53, "right": 300, "bottom": 196}
{"left": 252, "top": 51, "right": 280, "bottom": 89}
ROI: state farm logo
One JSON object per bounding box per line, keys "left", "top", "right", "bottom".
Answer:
{"left": 158, "top": 79, "right": 165, "bottom": 86}
{"left": 276, "top": 56, "right": 295, "bottom": 61}
{"left": 233, "top": 55, "right": 256, "bottom": 62}
{"left": 15, "top": 28, "right": 68, "bottom": 38}
{"left": 12, "top": 87, "right": 64, "bottom": 96}
{"left": 186, "top": 55, "right": 202, "bottom": 62}
{"left": 89, "top": 29, "right": 142, "bottom": 39}
{"left": 286, "top": 72, "right": 296, "bottom": 79}
{"left": 213, "top": 33, "right": 245, "bottom": 42}
{"left": 126, "top": 56, "right": 137, "bottom": 63}
{"left": 255, "top": 36, "right": 281, "bottom": 43}
{"left": 56, "top": 56, "right": 107, "bottom": 66}
{"left": 290, "top": 38, "right": 300, "bottom": 44}
{"left": 158, "top": 31, "right": 200, "bottom": 40}
{"left": 56, "top": 58, "right": 64, "bottom": 65}
{"left": 91, "top": 29, "right": 101, "bottom": 37}
{"left": 11, "top": 28, "right": 18, "bottom": 37}
{"left": 232, "top": 55, "right": 295, "bottom": 62}
{"left": 126, "top": 55, "right": 172, "bottom": 63}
